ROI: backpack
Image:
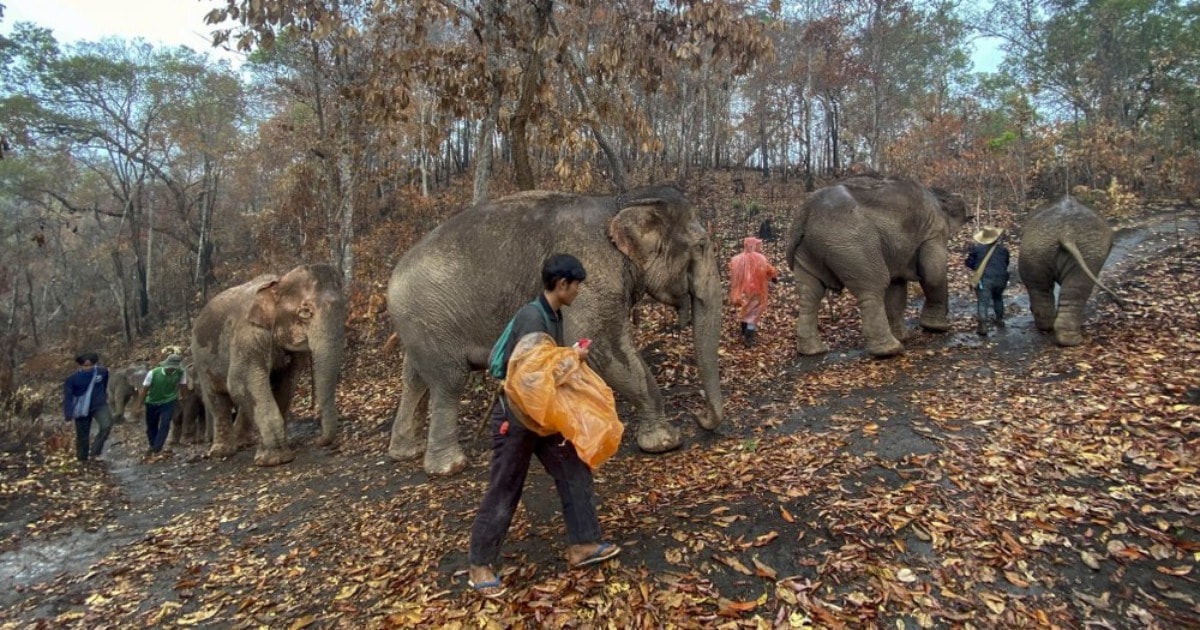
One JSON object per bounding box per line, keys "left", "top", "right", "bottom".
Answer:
{"left": 488, "top": 300, "right": 552, "bottom": 380}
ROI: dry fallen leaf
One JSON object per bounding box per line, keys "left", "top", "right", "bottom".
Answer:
{"left": 716, "top": 554, "right": 754, "bottom": 575}
{"left": 752, "top": 556, "right": 778, "bottom": 580}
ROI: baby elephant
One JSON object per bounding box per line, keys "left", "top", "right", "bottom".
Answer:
{"left": 1018, "top": 196, "right": 1123, "bottom": 346}
{"left": 191, "top": 264, "right": 346, "bottom": 466}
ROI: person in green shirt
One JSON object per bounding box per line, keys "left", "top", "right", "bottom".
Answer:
{"left": 138, "top": 354, "right": 189, "bottom": 454}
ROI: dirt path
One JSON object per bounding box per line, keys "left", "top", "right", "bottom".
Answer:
{"left": 2, "top": 205, "right": 1196, "bottom": 628}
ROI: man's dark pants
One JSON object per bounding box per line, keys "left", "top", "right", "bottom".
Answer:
{"left": 145, "top": 401, "right": 177, "bottom": 452}
{"left": 469, "top": 396, "right": 602, "bottom": 567}
{"left": 72, "top": 406, "right": 113, "bottom": 461}
{"left": 976, "top": 277, "right": 1008, "bottom": 322}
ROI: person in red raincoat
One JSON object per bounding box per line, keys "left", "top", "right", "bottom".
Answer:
{"left": 729, "top": 236, "right": 778, "bottom": 347}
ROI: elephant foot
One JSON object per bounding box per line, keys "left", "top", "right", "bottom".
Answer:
{"left": 424, "top": 447, "right": 468, "bottom": 476}
{"left": 918, "top": 315, "right": 950, "bottom": 332}
{"left": 637, "top": 423, "right": 682, "bottom": 453}
{"left": 254, "top": 446, "right": 295, "bottom": 467}
{"left": 795, "top": 337, "right": 830, "bottom": 356}
{"left": 314, "top": 433, "right": 337, "bottom": 448}
{"left": 1054, "top": 330, "right": 1084, "bottom": 347}
{"left": 890, "top": 326, "right": 909, "bottom": 342}
{"left": 388, "top": 439, "right": 424, "bottom": 461}
{"left": 867, "top": 338, "right": 905, "bottom": 358}
{"left": 208, "top": 442, "right": 237, "bottom": 458}
{"left": 696, "top": 408, "right": 723, "bottom": 431}
{"left": 1033, "top": 319, "right": 1055, "bottom": 332}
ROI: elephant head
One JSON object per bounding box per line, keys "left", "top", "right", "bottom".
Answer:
{"left": 608, "top": 190, "right": 724, "bottom": 431}
{"left": 930, "top": 187, "right": 971, "bottom": 233}
{"left": 107, "top": 361, "right": 149, "bottom": 423}
{"left": 247, "top": 264, "right": 346, "bottom": 444}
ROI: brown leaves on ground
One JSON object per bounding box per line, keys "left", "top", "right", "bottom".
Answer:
{"left": 1, "top": 202, "right": 1198, "bottom": 628}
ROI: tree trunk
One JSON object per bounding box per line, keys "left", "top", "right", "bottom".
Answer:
{"left": 551, "top": 16, "right": 629, "bottom": 192}
{"left": 510, "top": 0, "right": 552, "bottom": 191}
{"left": 23, "top": 269, "right": 38, "bottom": 348}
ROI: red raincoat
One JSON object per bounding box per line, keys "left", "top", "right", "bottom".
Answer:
{"left": 728, "top": 237, "right": 778, "bottom": 325}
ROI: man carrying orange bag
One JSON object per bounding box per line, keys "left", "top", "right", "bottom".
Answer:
{"left": 467, "top": 254, "right": 622, "bottom": 600}
{"left": 504, "top": 332, "right": 624, "bottom": 469}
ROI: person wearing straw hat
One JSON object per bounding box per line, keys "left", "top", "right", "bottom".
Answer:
{"left": 965, "top": 226, "right": 1011, "bottom": 336}
{"left": 137, "top": 353, "right": 189, "bottom": 455}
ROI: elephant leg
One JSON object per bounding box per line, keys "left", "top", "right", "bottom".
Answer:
{"left": 884, "top": 281, "right": 909, "bottom": 342}
{"left": 916, "top": 242, "right": 951, "bottom": 332}
{"left": 597, "top": 329, "right": 681, "bottom": 453}
{"left": 1026, "top": 279, "right": 1057, "bottom": 332}
{"left": 793, "top": 270, "right": 830, "bottom": 355}
{"left": 388, "top": 359, "right": 430, "bottom": 462}
{"left": 166, "top": 404, "right": 182, "bottom": 446}
{"left": 233, "top": 406, "right": 257, "bottom": 448}
{"left": 271, "top": 366, "right": 299, "bottom": 424}
{"left": 238, "top": 369, "right": 293, "bottom": 466}
{"left": 856, "top": 289, "right": 904, "bottom": 357}
{"left": 1053, "top": 272, "right": 1097, "bottom": 346}
{"left": 269, "top": 365, "right": 300, "bottom": 447}
{"left": 423, "top": 370, "right": 468, "bottom": 475}
{"left": 206, "top": 390, "right": 239, "bottom": 458}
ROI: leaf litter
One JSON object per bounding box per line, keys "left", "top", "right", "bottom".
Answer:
{"left": 0, "top": 203, "right": 1197, "bottom": 628}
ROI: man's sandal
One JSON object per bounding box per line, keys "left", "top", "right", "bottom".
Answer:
{"left": 570, "top": 542, "right": 621, "bottom": 569}
{"left": 468, "top": 578, "right": 507, "bottom": 599}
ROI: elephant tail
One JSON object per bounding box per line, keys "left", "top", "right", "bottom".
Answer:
{"left": 785, "top": 216, "right": 806, "bottom": 272}
{"left": 1061, "top": 239, "right": 1127, "bottom": 310}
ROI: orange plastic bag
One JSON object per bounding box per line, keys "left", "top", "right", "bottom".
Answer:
{"left": 503, "top": 333, "right": 624, "bottom": 469}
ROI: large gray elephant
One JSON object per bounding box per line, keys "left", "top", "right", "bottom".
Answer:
{"left": 107, "top": 361, "right": 148, "bottom": 423}
{"left": 191, "top": 264, "right": 346, "bottom": 466}
{"left": 1018, "top": 196, "right": 1122, "bottom": 346}
{"left": 786, "top": 175, "right": 971, "bottom": 357}
{"left": 387, "top": 184, "right": 725, "bottom": 475}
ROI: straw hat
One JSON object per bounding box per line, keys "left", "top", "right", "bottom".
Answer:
{"left": 972, "top": 226, "right": 1004, "bottom": 245}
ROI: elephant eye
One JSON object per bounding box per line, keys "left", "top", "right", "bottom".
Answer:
{"left": 298, "top": 307, "right": 314, "bottom": 320}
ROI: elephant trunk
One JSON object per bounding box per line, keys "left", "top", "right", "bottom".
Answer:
{"left": 309, "top": 310, "right": 345, "bottom": 445}
{"left": 691, "top": 250, "right": 725, "bottom": 431}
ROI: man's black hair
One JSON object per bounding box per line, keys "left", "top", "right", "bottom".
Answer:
{"left": 542, "top": 253, "right": 587, "bottom": 291}
{"left": 76, "top": 352, "right": 99, "bottom": 365}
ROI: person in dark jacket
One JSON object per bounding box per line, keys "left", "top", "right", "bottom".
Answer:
{"left": 466, "top": 253, "right": 621, "bottom": 600}
{"left": 965, "top": 226, "right": 1011, "bottom": 336}
{"left": 61, "top": 352, "right": 112, "bottom": 462}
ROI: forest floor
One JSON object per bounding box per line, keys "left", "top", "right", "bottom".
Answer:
{"left": 1, "top": 197, "right": 1198, "bottom": 629}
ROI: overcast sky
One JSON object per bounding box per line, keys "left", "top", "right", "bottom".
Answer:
{"left": 2, "top": 0, "right": 1002, "bottom": 72}
{"left": 2, "top": 0, "right": 243, "bottom": 65}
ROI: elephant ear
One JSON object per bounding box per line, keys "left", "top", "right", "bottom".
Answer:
{"left": 247, "top": 278, "right": 281, "bottom": 329}
{"left": 608, "top": 197, "right": 670, "bottom": 266}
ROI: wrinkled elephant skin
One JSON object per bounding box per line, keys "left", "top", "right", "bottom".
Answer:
{"left": 107, "top": 362, "right": 148, "bottom": 423}
{"left": 387, "top": 185, "right": 724, "bottom": 475}
{"left": 1017, "top": 196, "right": 1116, "bottom": 347}
{"left": 191, "top": 264, "right": 346, "bottom": 467}
{"left": 785, "top": 176, "right": 970, "bottom": 357}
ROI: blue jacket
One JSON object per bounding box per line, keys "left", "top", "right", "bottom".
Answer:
{"left": 62, "top": 367, "right": 109, "bottom": 419}
{"left": 966, "top": 242, "right": 1011, "bottom": 286}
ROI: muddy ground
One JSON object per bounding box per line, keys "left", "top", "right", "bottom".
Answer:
{"left": 1, "top": 205, "right": 1197, "bottom": 629}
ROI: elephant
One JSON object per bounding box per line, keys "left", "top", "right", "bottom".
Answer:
{"left": 387, "top": 184, "right": 725, "bottom": 475}
{"left": 166, "top": 360, "right": 209, "bottom": 446}
{"left": 107, "top": 361, "right": 149, "bottom": 423}
{"left": 1017, "top": 196, "right": 1123, "bottom": 346}
{"left": 191, "top": 263, "right": 346, "bottom": 466}
{"left": 785, "top": 175, "right": 971, "bottom": 357}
